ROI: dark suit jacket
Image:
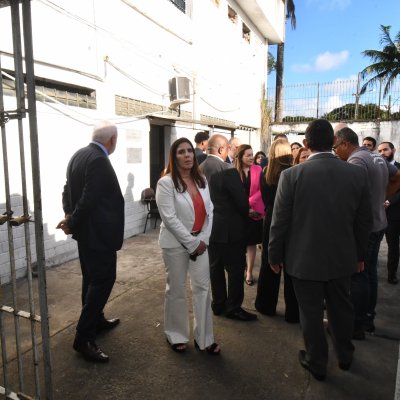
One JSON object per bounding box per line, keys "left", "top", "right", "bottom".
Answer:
{"left": 207, "top": 167, "right": 249, "bottom": 243}
{"left": 200, "top": 155, "right": 230, "bottom": 185}
{"left": 386, "top": 161, "right": 400, "bottom": 220}
{"left": 268, "top": 153, "right": 372, "bottom": 281}
{"left": 62, "top": 143, "right": 125, "bottom": 251}
{"left": 195, "top": 147, "right": 207, "bottom": 164}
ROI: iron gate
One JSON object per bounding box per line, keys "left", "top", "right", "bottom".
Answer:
{"left": 0, "top": 0, "right": 53, "bottom": 399}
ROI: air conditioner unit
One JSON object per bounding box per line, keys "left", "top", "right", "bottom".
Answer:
{"left": 169, "top": 76, "right": 191, "bottom": 106}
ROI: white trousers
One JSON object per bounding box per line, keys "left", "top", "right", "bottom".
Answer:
{"left": 162, "top": 246, "right": 214, "bottom": 350}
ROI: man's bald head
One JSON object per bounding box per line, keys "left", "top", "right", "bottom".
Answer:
{"left": 334, "top": 122, "right": 348, "bottom": 134}
{"left": 208, "top": 134, "right": 229, "bottom": 160}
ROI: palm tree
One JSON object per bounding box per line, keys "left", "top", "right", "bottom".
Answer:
{"left": 268, "top": 51, "right": 276, "bottom": 74}
{"left": 360, "top": 25, "right": 400, "bottom": 97}
{"left": 275, "top": 0, "right": 296, "bottom": 122}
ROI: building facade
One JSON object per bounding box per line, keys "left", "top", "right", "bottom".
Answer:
{"left": 0, "top": 0, "right": 285, "bottom": 282}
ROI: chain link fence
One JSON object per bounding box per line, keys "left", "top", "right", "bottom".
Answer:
{"left": 267, "top": 76, "right": 400, "bottom": 123}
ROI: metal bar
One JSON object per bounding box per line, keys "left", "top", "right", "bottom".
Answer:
{"left": 22, "top": 0, "right": 54, "bottom": 398}
{"left": 355, "top": 72, "right": 361, "bottom": 120}
{"left": 10, "top": 1, "right": 26, "bottom": 117}
{"left": 9, "top": 1, "right": 26, "bottom": 392}
{"left": 11, "top": 9, "right": 41, "bottom": 398}
{"left": 0, "top": 306, "right": 41, "bottom": 323}
{"left": 0, "top": 309, "right": 10, "bottom": 398}
{"left": 0, "top": 385, "right": 21, "bottom": 400}
{"left": 0, "top": 38, "right": 12, "bottom": 399}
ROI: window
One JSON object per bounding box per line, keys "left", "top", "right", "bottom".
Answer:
{"left": 1, "top": 70, "right": 96, "bottom": 109}
{"left": 168, "top": 0, "right": 185, "bottom": 13}
{"left": 242, "top": 23, "right": 251, "bottom": 43}
{"left": 228, "top": 6, "right": 237, "bottom": 24}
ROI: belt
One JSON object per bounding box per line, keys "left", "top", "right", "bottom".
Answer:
{"left": 191, "top": 231, "right": 201, "bottom": 236}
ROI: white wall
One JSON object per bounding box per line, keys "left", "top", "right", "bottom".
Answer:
{"left": 270, "top": 121, "right": 400, "bottom": 161}
{"left": 0, "top": 0, "right": 283, "bottom": 283}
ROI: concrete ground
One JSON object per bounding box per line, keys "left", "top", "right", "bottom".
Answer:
{"left": 2, "top": 226, "right": 400, "bottom": 400}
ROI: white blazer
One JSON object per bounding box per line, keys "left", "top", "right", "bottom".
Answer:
{"left": 156, "top": 175, "right": 213, "bottom": 254}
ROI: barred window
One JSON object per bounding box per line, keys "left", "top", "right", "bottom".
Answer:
{"left": 2, "top": 70, "right": 96, "bottom": 109}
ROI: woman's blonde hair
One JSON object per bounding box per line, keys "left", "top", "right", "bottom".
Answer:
{"left": 265, "top": 139, "right": 292, "bottom": 186}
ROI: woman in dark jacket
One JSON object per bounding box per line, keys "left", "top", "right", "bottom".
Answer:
{"left": 255, "top": 139, "right": 299, "bottom": 323}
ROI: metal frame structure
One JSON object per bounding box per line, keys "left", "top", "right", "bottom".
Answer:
{"left": 0, "top": 0, "right": 53, "bottom": 398}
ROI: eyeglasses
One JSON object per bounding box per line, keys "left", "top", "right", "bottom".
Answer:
{"left": 332, "top": 141, "right": 346, "bottom": 152}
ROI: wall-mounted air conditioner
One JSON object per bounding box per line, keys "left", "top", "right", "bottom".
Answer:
{"left": 169, "top": 76, "right": 191, "bottom": 106}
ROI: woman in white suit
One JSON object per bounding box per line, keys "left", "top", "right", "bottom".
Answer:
{"left": 156, "top": 137, "right": 220, "bottom": 355}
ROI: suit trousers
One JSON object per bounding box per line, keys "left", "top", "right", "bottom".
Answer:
{"left": 351, "top": 229, "right": 384, "bottom": 329}
{"left": 385, "top": 219, "right": 400, "bottom": 280}
{"left": 208, "top": 240, "right": 246, "bottom": 314}
{"left": 162, "top": 246, "right": 214, "bottom": 350}
{"left": 76, "top": 243, "right": 117, "bottom": 343}
{"left": 292, "top": 276, "right": 354, "bottom": 375}
{"left": 255, "top": 250, "right": 299, "bottom": 322}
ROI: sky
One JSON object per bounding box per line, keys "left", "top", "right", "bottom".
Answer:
{"left": 267, "top": 0, "right": 400, "bottom": 87}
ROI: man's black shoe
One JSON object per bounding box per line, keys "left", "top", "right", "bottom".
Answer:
{"left": 96, "top": 317, "right": 120, "bottom": 334}
{"left": 73, "top": 339, "right": 109, "bottom": 363}
{"left": 298, "top": 350, "right": 326, "bottom": 381}
{"left": 338, "top": 361, "right": 352, "bottom": 371}
{"left": 226, "top": 308, "right": 257, "bottom": 321}
{"left": 388, "top": 276, "right": 398, "bottom": 284}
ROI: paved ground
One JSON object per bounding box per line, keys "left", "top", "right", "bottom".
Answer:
{"left": 2, "top": 226, "right": 400, "bottom": 399}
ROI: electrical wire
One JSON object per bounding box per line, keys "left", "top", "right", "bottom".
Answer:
{"left": 37, "top": 0, "right": 243, "bottom": 107}
{"left": 105, "top": 57, "right": 166, "bottom": 96}
{"left": 199, "top": 96, "right": 240, "bottom": 112}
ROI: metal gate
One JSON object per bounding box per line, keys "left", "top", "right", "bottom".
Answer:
{"left": 0, "top": 1, "right": 53, "bottom": 399}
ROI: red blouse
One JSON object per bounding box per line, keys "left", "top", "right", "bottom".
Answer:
{"left": 191, "top": 191, "right": 206, "bottom": 233}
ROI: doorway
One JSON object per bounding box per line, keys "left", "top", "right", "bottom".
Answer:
{"left": 149, "top": 124, "right": 166, "bottom": 190}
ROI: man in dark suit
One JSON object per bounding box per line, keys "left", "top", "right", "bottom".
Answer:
{"left": 334, "top": 128, "right": 398, "bottom": 338}
{"left": 57, "top": 121, "right": 125, "bottom": 362}
{"left": 200, "top": 134, "right": 257, "bottom": 321}
{"left": 194, "top": 131, "right": 209, "bottom": 164}
{"left": 378, "top": 141, "right": 400, "bottom": 284}
{"left": 225, "top": 137, "right": 241, "bottom": 164}
{"left": 269, "top": 119, "right": 372, "bottom": 380}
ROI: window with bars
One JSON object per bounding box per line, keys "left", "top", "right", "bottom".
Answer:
{"left": 168, "top": 0, "right": 186, "bottom": 13}
{"left": 1, "top": 70, "right": 96, "bottom": 109}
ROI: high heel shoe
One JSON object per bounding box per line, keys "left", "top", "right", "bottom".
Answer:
{"left": 166, "top": 339, "right": 186, "bottom": 353}
{"left": 194, "top": 340, "right": 221, "bottom": 356}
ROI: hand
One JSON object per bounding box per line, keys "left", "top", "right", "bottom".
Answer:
{"left": 249, "top": 208, "right": 261, "bottom": 218}
{"left": 56, "top": 217, "right": 71, "bottom": 235}
{"left": 356, "top": 261, "right": 364, "bottom": 273}
{"left": 193, "top": 240, "right": 207, "bottom": 256}
{"left": 270, "top": 263, "right": 283, "bottom": 274}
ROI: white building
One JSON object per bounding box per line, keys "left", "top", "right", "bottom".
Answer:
{"left": 0, "top": 0, "right": 285, "bottom": 282}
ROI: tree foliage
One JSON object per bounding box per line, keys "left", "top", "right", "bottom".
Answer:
{"left": 360, "top": 25, "right": 400, "bottom": 97}
{"left": 268, "top": 51, "right": 276, "bottom": 75}
{"left": 323, "top": 103, "right": 388, "bottom": 121}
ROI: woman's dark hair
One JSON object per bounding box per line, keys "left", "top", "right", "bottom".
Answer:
{"left": 234, "top": 144, "right": 252, "bottom": 179}
{"left": 290, "top": 142, "right": 303, "bottom": 149}
{"left": 293, "top": 147, "right": 310, "bottom": 165}
{"left": 165, "top": 137, "right": 205, "bottom": 192}
{"left": 254, "top": 151, "right": 266, "bottom": 165}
